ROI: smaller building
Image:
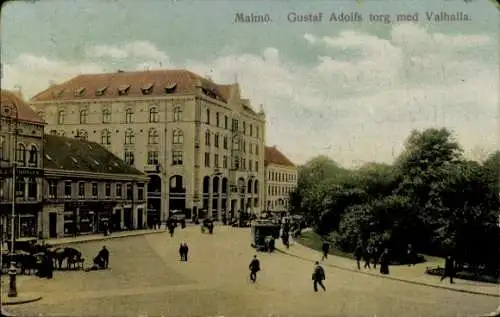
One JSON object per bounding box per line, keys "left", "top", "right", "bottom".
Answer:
{"left": 41, "top": 135, "right": 148, "bottom": 239}
{"left": 264, "top": 146, "right": 297, "bottom": 213}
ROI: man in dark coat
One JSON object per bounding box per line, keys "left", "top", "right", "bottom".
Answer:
{"left": 321, "top": 240, "right": 330, "bottom": 261}
{"left": 98, "top": 246, "right": 109, "bottom": 269}
{"left": 312, "top": 261, "right": 326, "bottom": 292}
{"left": 354, "top": 243, "right": 363, "bottom": 270}
{"left": 249, "top": 255, "right": 260, "bottom": 283}
{"left": 379, "top": 248, "right": 390, "bottom": 275}
{"left": 363, "top": 246, "right": 372, "bottom": 269}
{"left": 46, "top": 254, "right": 54, "bottom": 279}
{"left": 440, "top": 255, "right": 455, "bottom": 283}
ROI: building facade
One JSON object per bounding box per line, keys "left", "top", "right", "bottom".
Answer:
{"left": 264, "top": 146, "right": 297, "bottom": 213}
{"left": 0, "top": 90, "right": 44, "bottom": 239}
{"left": 30, "top": 69, "right": 266, "bottom": 222}
{"left": 41, "top": 134, "right": 148, "bottom": 238}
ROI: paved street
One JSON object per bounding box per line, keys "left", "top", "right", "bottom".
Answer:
{"left": 6, "top": 226, "right": 499, "bottom": 317}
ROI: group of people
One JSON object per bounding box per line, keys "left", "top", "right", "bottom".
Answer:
{"left": 179, "top": 242, "right": 189, "bottom": 262}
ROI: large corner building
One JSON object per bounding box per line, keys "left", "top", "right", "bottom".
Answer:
{"left": 264, "top": 146, "right": 297, "bottom": 213}
{"left": 31, "top": 69, "right": 267, "bottom": 222}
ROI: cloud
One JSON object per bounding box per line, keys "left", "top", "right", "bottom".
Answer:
{"left": 1, "top": 25, "right": 497, "bottom": 167}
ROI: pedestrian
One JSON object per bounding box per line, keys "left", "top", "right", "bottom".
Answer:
{"left": 354, "top": 243, "right": 363, "bottom": 270}
{"left": 248, "top": 255, "right": 260, "bottom": 283}
{"left": 440, "top": 255, "right": 455, "bottom": 284}
{"left": 98, "top": 246, "right": 109, "bottom": 269}
{"left": 379, "top": 248, "right": 390, "bottom": 275}
{"left": 321, "top": 240, "right": 330, "bottom": 261}
{"left": 363, "top": 246, "right": 372, "bottom": 269}
{"left": 183, "top": 242, "right": 189, "bottom": 262}
{"left": 372, "top": 245, "right": 379, "bottom": 269}
{"left": 208, "top": 221, "right": 214, "bottom": 234}
{"left": 46, "top": 254, "right": 54, "bottom": 279}
{"left": 312, "top": 261, "right": 326, "bottom": 292}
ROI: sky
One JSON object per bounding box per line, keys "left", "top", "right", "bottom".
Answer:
{"left": 1, "top": 0, "right": 498, "bottom": 168}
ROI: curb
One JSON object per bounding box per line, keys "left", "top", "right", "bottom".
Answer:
{"left": 1, "top": 295, "right": 43, "bottom": 306}
{"left": 48, "top": 230, "right": 166, "bottom": 246}
{"left": 275, "top": 247, "right": 500, "bottom": 298}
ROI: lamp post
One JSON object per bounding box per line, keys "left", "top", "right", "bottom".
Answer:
{"left": 1, "top": 101, "right": 19, "bottom": 298}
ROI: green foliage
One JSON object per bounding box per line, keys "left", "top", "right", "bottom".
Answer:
{"left": 294, "top": 128, "right": 500, "bottom": 274}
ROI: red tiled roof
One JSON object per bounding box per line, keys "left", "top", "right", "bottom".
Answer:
{"left": 265, "top": 146, "right": 295, "bottom": 167}
{"left": 1, "top": 90, "right": 44, "bottom": 124}
{"left": 30, "top": 69, "right": 233, "bottom": 102}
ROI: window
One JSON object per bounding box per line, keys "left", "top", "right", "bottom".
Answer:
{"left": 147, "top": 151, "right": 159, "bottom": 165}
{"left": 137, "top": 185, "right": 144, "bottom": 200}
{"left": 172, "top": 151, "right": 183, "bottom": 165}
{"left": 216, "top": 112, "right": 220, "bottom": 127}
{"left": 148, "top": 128, "right": 159, "bottom": 144}
{"left": 76, "top": 130, "right": 88, "bottom": 141}
{"left": 57, "top": 110, "right": 65, "bottom": 124}
{"left": 223, "top": 136, "right": 228, "bottom": 149}
{"left": 255, "top": 144, "right": 259, "bottom": 155}
{"left": 105, "top": 183, "right": 111, "bottom": 197}
{"left": 78, "top": 182, "right": 85, "bottom": 198}
{"left": 233, "top": 156, "right": 240, "bottom": 170}
{"left": 92, "top": 183, "right": 98, "bottom": 198}
{"left": 222, "top": 155, "right": 228, "bottom": 168}
{"left": 102, "top": 109, "right": 111, "bottom": 123}
{"left": 249, "top": 143, "right": 253, "bottom": 154}
{"left": 243, "top": 141, "right": 246, "bottom": 153}
{"left": 48, "top": 180, "right": 57, "bottom": 198}
{"left": 255, "top": 161, "right": 259, "bottom": 172}
{"left": 173, "top": 129, "right": 184, "bottom": 144}
{"left": 206, "top": 109, "right": 210, "bottom": 124}
{"left": 16, "top": 144, "right": 26, "bottom": 165}
{"left": 214, "top": 154, "right": 219, "bottom": 168}
{"left": 249, "top": 159, "right": 252, "bottom": 171}
{"left": 64, "top": 181, "right": 72, "bottom": 198}
{"left": 27, "top": 178, "right": 37, "bottom": 198}
{"left": 204, "top": 152, "right": 210, "bottom": 167}
{"left": 124, "top": 151, "right": 134, "bottom": 165}
{"left": 79, "top": 109, "right": 88, "bottom": 124}
{"left": 125, "top": 129, "right": 135, "bottom": 145}
{"left": 115, "top": 184, "right": 122, "bottom": 197}
{"left": 126, "top": 184, "right": 133, "bottom": 200}
{"left": 224, "top": 115, "right": 228, "bottom": 129}
{"left": 232, "top": 119, "right": 238, "bottom": 132}
{"left": 149, "top": 107, "right": 159, "bottom": 123}
{"left": 250, "top": 124, "right": 253, "bottom": 137}
{"left": 256, "top": 126, "right": 259, "bottom": 139}
{"left": 214, "top": 133, "right": 219, "bottom": 148}
{"left": 242, "top": 158, "right": 246, "bottom": 170}
{"left": 101, "top": 129, "right": 111, "bottom": 145}
{"left": 233, "top": 139, "right": 239, "bottom": 151}
{"left": 28, "top": 145, "right": 38, "bottom": 165}
{"left": 205, "top": 130, "right": 211, "bottom": 146}
{"left": 125, "top": 108, "right": 133, "bottom": 123}
{"left": 173, "top": 106, "right": 182, "bottom": 122}
{"left": 243, "top": 122, "right": 246, "bottom": 134}
{"left": 15, "top": 178, "right": 25, "bottom": 198}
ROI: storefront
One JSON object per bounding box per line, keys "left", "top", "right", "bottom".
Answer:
{"left": 0, "top": 203, "right": 41, "bottom": 239}
{"left": 64, "top": 201, "right": 117, "bottom": 236}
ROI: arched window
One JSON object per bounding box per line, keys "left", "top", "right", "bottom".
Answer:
{"left": 148, "top": 128, "right": 159, "bottom": 144}
{"left": 149, "top": 107, "right": 159, "bottom": 123}
{"left": 79, "top": 109, "right": 88, "bottom": 124}
{"left": 57, "top": 110, "right": 65, "bottom": 124}
{"left": 102, "top": 109, "right": 111, "bottom": 123}
{"left": 173, "top": 129, "right": 184, "bottom": 145}
{"left": 76, "top": 130, "right": 88, "bottom": 140}
{"left": 28, "top": 145, "right": 38, "bottom": 165}
{"left": 16, "top": 143, "right": 26, "bottom": 165}
{"left": 125, "top": 108, "right": 133, "bottom": 123}
{"left": 101, "top": 129, "right": 111, "bottom": 145}
{"left": 125, "top": 129, "right": 135, "bottom": 145}
{"left": 205, "top": 130, "right": 210, "bottom": 146}
{"left": 173, "top": 106, "right": 182, "bottom": 122}
{"left": 206, "top": 109, "right": 210, "bottom": 124}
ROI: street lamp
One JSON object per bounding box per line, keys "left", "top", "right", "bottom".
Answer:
{"left": 0, "top": 101, "right": 19, "bottom": 298}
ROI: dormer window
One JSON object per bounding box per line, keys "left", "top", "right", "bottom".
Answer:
{"left": 201, "top": 87, "right": 217, "bottom": 99}
{"left": 164, "top": 83, "right": 177, "bottom": 94}
{"left": 74, "top": 87, "right": 85, "bottom": 97}
{"left": 141, "top": 82, "right": 154, "bottom": 95}
{"left": 118, "top": 84, "right": 130, "bottom": 96}
{"left": 96, "top": 86, "right": 107, "bottom": 96}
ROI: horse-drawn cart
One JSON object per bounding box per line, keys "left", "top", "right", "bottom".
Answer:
{"left": 251, "top": 220, "right": 280, "bottom": 252}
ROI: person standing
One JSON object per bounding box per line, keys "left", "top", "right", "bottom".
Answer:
{"left": 379, "top": 248, "right": 390, "bottom": 275}
{"left": 321, "top": 240, "right": 330, "bottom": 261}
{"left": 312, "top": 261, "right": 326, "bottom": 292}
{"left": 440, "top": 255, "right": 455, "bottom": 284}
{"left": 248, "top": 255, "right": 260, "bottom": 283}
{"left": 363, "top": 246, "right": 372, "bottom": 269}
{"left": 179, "top": 243, "right": 185, "bottom": 261}
{"left": 183, "top": 243, "right": 189, "bottom": 262}
{"left": 354, "top": 243, "right": 363, "bottom": 270}
{"left": 98, "top": 246, "right": 109, "bottom": 269}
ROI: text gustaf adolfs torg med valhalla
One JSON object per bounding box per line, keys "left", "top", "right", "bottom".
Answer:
{"left": 234, "top": 11, "right": 471, "bottom": 24}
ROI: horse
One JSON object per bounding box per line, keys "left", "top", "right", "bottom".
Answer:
{"left": 50, "top": 247, "right": 82, "bottom": 270}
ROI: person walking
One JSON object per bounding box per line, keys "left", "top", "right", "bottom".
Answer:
{"left": 312, "top": 261, "right": 326, "bottom": 292}
{"left": 363, "top": 246, "right": 372, "bottom": 269}
{"left": 179, "top": 243, "right": 185, "bottom": 261}
{"left": 379, "top": 248, "right": 390, "bottom": 275}
{"left": 98, "top": 246, "right": 109, "bottom": 269}
{"left": 248, "top": 255, "right": 260, "bottom": 283}
{"left": 183, "top": 243, "right": 189, "bottom": 262}
{"left": 440, "top": 255, "right": 455, "bottom": 284}
{"left": 354, "top": 243, "right": 363, "bottom": 270}
{"left": 321, "top": 240, "right": 330, "bottom": 261}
